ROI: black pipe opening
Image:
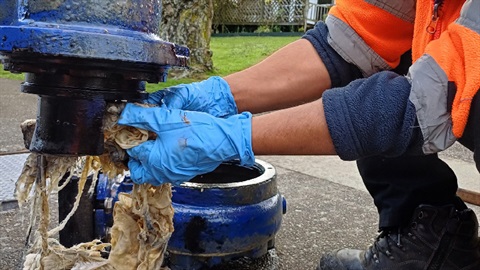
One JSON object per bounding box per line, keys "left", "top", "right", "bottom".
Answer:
{"left": 191, "top": 163, "right": 263, "bottom": 184}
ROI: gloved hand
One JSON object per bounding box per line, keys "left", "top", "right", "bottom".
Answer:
{"left": 146, "top": 76, "right": 238, "bottom": 118}
{"left": 117, "top": 103, "right": 254, "bottom": 186}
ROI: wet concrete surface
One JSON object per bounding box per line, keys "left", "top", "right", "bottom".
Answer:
{"left": 1, "top": 77, "right": 479, "bottom": 269}
{"left": 0, "top": 206, "right": 29, "bottom": 269}
{"left": 0, "top": 78, "right": 37, "bottom": 154}
{"left": 0, "top": 192, "right": 59, "bottom": 270}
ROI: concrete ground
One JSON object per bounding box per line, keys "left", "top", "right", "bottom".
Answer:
{"left": 1, "top": 78, "right": 479, "bottom": 269}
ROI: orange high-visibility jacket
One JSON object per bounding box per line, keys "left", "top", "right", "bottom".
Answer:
{"left": 326, "top": 0, "right": 480, "bottom": 153}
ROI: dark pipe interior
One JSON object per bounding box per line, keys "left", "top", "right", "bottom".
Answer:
{"left": 191, "top": 163, "right": 263, "bottom": 184}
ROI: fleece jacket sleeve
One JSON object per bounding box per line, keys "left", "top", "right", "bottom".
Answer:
{"left": 302, "top": 21, "right": 363, "bottom": 88}
{"left": 322, "top": 71, "right": 423, "bottom": 160}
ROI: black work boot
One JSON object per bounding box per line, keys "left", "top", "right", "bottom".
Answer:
{"left": 318, "top": 204, "right": 480, "bottom": 270}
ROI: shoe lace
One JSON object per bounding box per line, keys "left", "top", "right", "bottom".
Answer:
{"left": 370, "top": 228, "right": 404, "bottom": 263}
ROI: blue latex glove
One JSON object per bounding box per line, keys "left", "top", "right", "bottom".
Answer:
{"left": 117, "top": 103, "right": 254, "bottom": 186}
{"left": 146, "top": 76, "right": 238, "bottom": 118}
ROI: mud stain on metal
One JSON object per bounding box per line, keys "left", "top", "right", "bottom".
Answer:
{"left": 185, "top": 216, "right": 207, "bottom": 253}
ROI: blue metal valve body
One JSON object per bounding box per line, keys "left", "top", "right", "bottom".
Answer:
{"left": 0, "top": 0, "right": 188, "bottom": 71}
{"left": 94, "top": 160, "right": 287, "bottom": 270}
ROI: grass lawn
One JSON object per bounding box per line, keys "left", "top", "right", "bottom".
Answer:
{"left": 0, "top": 67, "right": 23, "bottom": 80}
{"left": 208, "top": 36, "right": 299, "bottom": 77}
{"left": 0, "top": 35, "right": 300, "bottom": 92}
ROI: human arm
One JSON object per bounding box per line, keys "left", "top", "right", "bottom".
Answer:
{"left": 251, "top": 98, "right": 336, "bottom": 155}
{"left": 117, "top": 74, "right": 421, "bottom": 186}
{"left": 148, "top": 0, "right": 416, "bottom": 117}
{"left": 149, "top": 22, "right": 363, "bottom": 115}
{"left": 116, "top": 101, "right": 336, "bottom": 185}
{"left": 251, "top": 70, "right": 422, "bottom": 159}
{"left": 146, "top": 38, "right": 333, "bottom": 116}
{"left": 227, "top": 0, "right": 418, "bottom": 113}
{"left": 265, "top": 0, "right": 480, "bottom": 158}
{"left": 118, "top": 69, "right": 423, "bottom": 186}
{"left": 224, "top": 38, "right": 332, "bottom": 114}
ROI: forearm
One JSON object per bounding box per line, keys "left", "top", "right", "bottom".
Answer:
{"left": 250, "top": 71, "right": 424, "bottom": 159}
{"left": 225, "top": 22, "right": 362, "bottom": 114}
{"left": 225, "top": 39, "right": 331, "bottom": 114}
{"left": 251, "top": 99, "right": 336, "bottom": 155}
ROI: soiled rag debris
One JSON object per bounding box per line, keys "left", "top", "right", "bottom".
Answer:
{"left": 17, "top": 103, "right": 173, "bottom": 270}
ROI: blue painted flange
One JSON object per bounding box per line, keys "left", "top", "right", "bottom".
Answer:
{"left": 0, "top": 0, "right": 188, "bottom": 74}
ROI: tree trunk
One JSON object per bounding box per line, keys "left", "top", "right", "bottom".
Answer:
{"left": 160, "top": 0, "right": 213, "bottom": 73}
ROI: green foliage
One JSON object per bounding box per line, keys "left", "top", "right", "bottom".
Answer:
{"left": 0, "top": 67, "right": 24, "bottom": 81}
{"left": 254, "top": 25, "right": 282, "bottom": 33}
{"left": 0, "top": 36, "right": 299, "bottom": 92}
{"left": 254, "top": 25, "right": 273, "bottom": 34}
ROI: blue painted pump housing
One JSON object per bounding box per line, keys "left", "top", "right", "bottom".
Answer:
{"left": 0, "top": 0, "right": 188, "bottom": 79}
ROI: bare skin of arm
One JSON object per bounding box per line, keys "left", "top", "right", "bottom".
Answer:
{"left": 225, "top": 39, "right": 332, "bottom": 113}
{"left": 251, "top": 98, "right": 336, "bottom": 155}
{"left": 224, "top": 38, "right": 337, "bottom": 155}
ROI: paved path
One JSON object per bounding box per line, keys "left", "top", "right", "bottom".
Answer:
{"left": 0, "top": 78, "right": 37, "bottom": 153}
{"left": 1, "top": 78, "right": 479, "bottom": 269}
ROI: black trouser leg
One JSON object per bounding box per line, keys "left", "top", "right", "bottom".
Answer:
{"left": 458, "top": 91, "right": 480, "bottom": 172}
{"left": 357, "top": 154, "right": 459, "bottom": 229}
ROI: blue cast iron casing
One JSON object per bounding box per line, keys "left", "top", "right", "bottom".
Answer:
{"left": 0, "top": 0, "right": 188, "bottom": 77}
{"left": 0, "top": 0, "right": 189, "bottom": 155}
{"left": 93, "top": 160, "right": 287, "bottom": 269}
{"left": 167, "top": 159, "right": 287, "bottom": 270}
